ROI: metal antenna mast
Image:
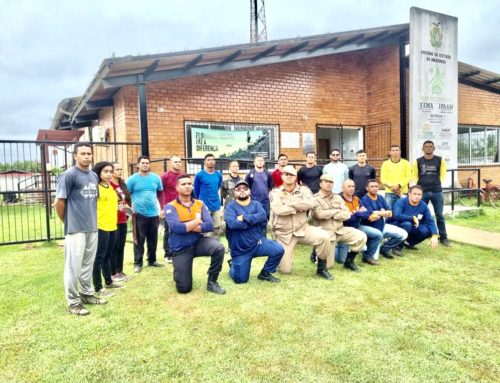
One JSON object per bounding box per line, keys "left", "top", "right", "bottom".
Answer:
{"left": 250, "top": 0, "right": 267, "bottom": 44}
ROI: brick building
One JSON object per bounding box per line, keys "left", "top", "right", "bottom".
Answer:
{"left": 50, "top": 23, "right": 500, "bottom": 182}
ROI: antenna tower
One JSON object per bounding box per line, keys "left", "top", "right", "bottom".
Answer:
{"left": 250, "top": 0, "right": 267, "bottom": 44}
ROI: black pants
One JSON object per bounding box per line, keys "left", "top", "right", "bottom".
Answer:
{"left": 93, "top": 229, "right": 116, "bottom": 292}
{"left": 163, "top": 218, "right": 171, "bottom": 258}
{"left": 171, "top": 237, "right": 225, "bottom": 294}
{"left": 112, "top": 222, "right": 128, "bottom": 274}
{"left": 134, "top": 214, "right": 159, "bottom": 266}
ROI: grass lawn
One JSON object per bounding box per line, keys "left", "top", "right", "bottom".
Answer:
{"left": 448, "top": 206, "right": 500, "bottom": 233}
{"left": 0, "top": 238, "right": 499, "bottom": 383}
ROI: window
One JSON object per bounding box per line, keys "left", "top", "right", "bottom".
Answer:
{"left": 458, "top": 125, "right": 500, "bottom": 165}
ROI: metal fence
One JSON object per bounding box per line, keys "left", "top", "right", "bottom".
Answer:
{"left": 0, "top": 140, "right": 141, "bottom": 245}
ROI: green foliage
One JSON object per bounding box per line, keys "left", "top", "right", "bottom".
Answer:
{"left": 0, "top": 240, "right": 499, "bottom": 382}
{"left": 0, "top": 160, "right": 41, "bottom": 173}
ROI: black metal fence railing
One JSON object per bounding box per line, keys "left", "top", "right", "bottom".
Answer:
{"left": 0, "top": 140, "right": 141, "bottom": 246}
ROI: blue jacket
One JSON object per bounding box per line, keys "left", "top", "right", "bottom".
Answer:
{"left": 389, "top": 197, "right": 438, "bottom": 235}
{"left": 224, "top": 200, "right": 266, "bottom": 257}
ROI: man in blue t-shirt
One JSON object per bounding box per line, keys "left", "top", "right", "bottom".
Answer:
{"left": 126, "top": 155, "right": 165, "bottom": 273}
{"left": 193, "top": 153, "right": 223, "bottom": 238}
{"left": 390, "top": 185, "right": 439, "bottom": 250}
{"left": 245, "top": 155, "right": 273, "bottom": 236}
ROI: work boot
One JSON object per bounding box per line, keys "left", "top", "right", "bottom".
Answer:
{"left": 207, "top": 274, "right": 226, "bottom": 295}
{"left": 316, "top": 259, "right": 333, "bottom": 280}
{"left": 257, "top": 269, "right": 280, "bottom": 283}
{"left": 310, "top": 247, "right": 317, "bottom": 263}
{"left": 344, "top": 251, "right": 361, "bottom": 272}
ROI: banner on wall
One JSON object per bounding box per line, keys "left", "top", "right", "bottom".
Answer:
{"left": 186, "top": 123, "right": 277, "bottom": 159}
{"left": 409, "top": 7, "right": 458, "bottom": 183}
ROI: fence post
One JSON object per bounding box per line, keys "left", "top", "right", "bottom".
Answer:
{"left": 40, "top": 142, "right": 52, "bottom": 242}
{"left": 451, "top": 169, "right": 455, "bottom": 211}
{"left": 477, "top": 169, "right": 481, "bottom": 207}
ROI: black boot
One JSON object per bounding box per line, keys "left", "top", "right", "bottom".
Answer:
{"left": 344, "top": 251, "right": 361, "bottom": 272}
{"left": 310, "top": 247, "right": 317, "bottom": 263}
{"left": 257, "top": 269, "right": 280, "bottom": 283}
{"left": 316, "top": 259, "right": 333, "bottom": 280}
{"left": 207, "top": 274, "right": 226, "bottom": 295}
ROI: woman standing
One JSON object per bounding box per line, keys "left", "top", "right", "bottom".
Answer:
{"left": 92, "top": 161, "right": 124, "bottom": 298}
{"left": 110, "top": 162, "right": 132, "bottom": 282}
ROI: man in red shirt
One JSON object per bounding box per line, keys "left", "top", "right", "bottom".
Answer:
{"left": 161, "top": 156, "right": 184, "bottom": 263}
{"left": 272, "top": 154, "right": 288, "bottom": 188}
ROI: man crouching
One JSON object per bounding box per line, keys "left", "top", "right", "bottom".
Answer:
{"left": 165, "top": 175, "right": 225, "bottom": 294}
{"left": 313, "top": 175, "right": 367, "bottom": 273}
{"left": 225, "top": 180, "right": 284, "bottom": 283}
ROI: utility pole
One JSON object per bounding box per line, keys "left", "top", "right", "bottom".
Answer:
{"left": 250, "top": 0, "right": 267, "bottom": 44}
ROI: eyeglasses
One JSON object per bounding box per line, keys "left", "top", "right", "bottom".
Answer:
{"left": 283, "top": 173, "right": 295, "bottom": 176}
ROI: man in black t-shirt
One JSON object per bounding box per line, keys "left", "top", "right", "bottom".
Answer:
{"left": 348, "top": 150, "right": 376, "bottom": 198}
{"left": 297, "top": 152, "right": 323, "bottom": 194}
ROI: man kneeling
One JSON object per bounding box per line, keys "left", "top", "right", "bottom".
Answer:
{"left": 165, "top": 175, "right": 226, "bottom": 294}
{"left": 225, "top": 180, "right": 284, "bottom": 283}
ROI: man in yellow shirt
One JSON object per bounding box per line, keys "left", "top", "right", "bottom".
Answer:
{"left": 380, "top": 144, "right": 411, "bottom": 208}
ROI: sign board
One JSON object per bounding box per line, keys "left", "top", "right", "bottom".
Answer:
{"left": 410, "top": 7, "right": 458, "bottom": 183}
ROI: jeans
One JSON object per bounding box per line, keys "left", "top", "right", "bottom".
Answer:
{"left": 163, "top": 218, "right": 171, "bottom": 258}
{"left": 171, "top": 237, "right": 225, "bottom": 293}
{"left": 335, "top": 225, "right": 382, "bottom": 262}
{"left": 381, "top": 224, "right": 408, "bottom": 253}
{"left": 93, "top": 229, "right": 116, "bottom": 292}
{"left": 134, "top": 214, "right": 159, "bottom": 266}
{"left": 112, "top": 222, "right": 128, "bottom": 274}
{"left": 422, "top": 191, "right": 447, "bottom": 240}
{"left": 256, "top": 199, "right": 270, "bottom": 237}
{"left": 229, "top": 238, "right": 284, "bottom": 284}
{"left": 384, "top": 192, "right": 401, "bottom": 208}
{"left": 397, "top": 221, "right": 433, "bottom": 246}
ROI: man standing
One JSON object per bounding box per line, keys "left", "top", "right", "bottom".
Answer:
{"left": 312, "top": 175, "right": 367, "bottom": 274}
{"left": 245, "top": 155, "right": 274, "bottom": 235}
{"left": 55, "top": 143, "right": 106, "bottom": 316}
{"left": 270, "top": 165, "right": 331, "bottom": 278}
{"left": 360, "top": 180, "right": 408, "bottom": 258}
{"left": 348, "top": 150, "right": 376, "bottom": 198}
{"left": 161, "top": 156, "right": 184, "bottom": 263}
{"left": 272, "top": 154, "right": 288, "bottom": 188}
{"left": 323, "top": 149, "right": 349, "bottom": 194}
{"left": 225, "top": 180, "right": 284, "bottom": 284}
{"left": 221, "top": 160, "right": 241, "bottom": 206}
{"left": 390, "top": 185, "right": 439, "bottom": 250}
{"left": 165, "top": 175, "right": 225, "bottom": 294}
{"left": 338, "top": 179, "right": 383, "bottom": 266}
{"left": 126, "top": 155, "right": 165, "bottom": 273}
{"left": 194, "top": 153, "right": 223, "bottom": 238}
{"left": 297, "top": 152, "right": 323, "bottom": 194}
{"left": 380, "top": 144, "right": 411, "bottom": 207}
{"left": 412, "top": 140, "right": 450, "bottom": 246}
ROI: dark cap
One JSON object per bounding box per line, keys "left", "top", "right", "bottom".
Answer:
{"left": 234, "top": 180, "right": 250, "bottom": 189}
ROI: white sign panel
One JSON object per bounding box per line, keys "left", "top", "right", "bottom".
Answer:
{"left": 281, "top": 132, "right": 300, "bottom": 148}
{"left": 410, "top": 7, "right": 458, "bottom": 181}
{"left": 302, "top": 133, "right": 315, "bottom": 154}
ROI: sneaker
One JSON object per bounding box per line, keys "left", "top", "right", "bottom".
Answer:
{"left": 404, "top": 242, "right": 418, "bottom": 250}
{"left": 68, "top": 304, "right": 90, "bottom": 316}
{"left": 119, "top": 272, "right": 131, "bottom": 281}
{"left": 148, "top": 262, "right": 165, "bottom": 268}
{"left": 134, "top": 265, "right": 142, "bottom": 273}
{"left": 94, "top": 289, "right": 114, "bottom": 299}
{"left": 258, "top": 270, "right": 281, "bottom": 283}
{"left": 362, "top": 258, "right": 380, "bottom": 266}
{"left": 105, "top": 282, "right": 125, "bottom": 289}
{"left": 111, "top": 273, "right": 126, "bottom": 282}
{"left": 81, "top": 294, "right": 108, "bottom": 304}
{"left": 380, "top": 250, "right": 394, "bottom": 259}
{"left": 440, "top": 238, "right": 451, "bottom": 247}
{"left": 392, "top": 248, "right": 404, "bottom": 257}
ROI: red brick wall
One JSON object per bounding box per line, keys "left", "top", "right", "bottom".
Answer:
{"left": 115, "top": 46, "right": 400, "bottom": 163}
{"left": 458, "top": 83, "right": 500, "bottom": 125}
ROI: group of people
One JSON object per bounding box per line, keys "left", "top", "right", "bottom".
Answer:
{"left": 56, "top": 140, "right": 449, "bottom": 316}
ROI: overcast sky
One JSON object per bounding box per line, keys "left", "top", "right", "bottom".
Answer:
{"left": 0, "top": 0, "right": 498, "bottom": 140}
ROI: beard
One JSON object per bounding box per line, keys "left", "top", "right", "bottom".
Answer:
{"left": 237, "top": 194, "right": 250, "bottom": 201}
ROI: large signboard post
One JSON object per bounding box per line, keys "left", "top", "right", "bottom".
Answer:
{"left": 410, "top": 7, "right": 458, "bottom": 183}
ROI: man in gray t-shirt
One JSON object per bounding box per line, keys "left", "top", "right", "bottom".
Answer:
{"left": 54, "top": 143, "right": 106, "bottom": 316}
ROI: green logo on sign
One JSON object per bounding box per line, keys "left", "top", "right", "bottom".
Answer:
{"left": 430, "top": 22, "right": 443, "bottom": 48}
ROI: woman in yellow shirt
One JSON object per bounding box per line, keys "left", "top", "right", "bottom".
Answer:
{"left": 92, "top": 161, "right": 124, "bottom": 298}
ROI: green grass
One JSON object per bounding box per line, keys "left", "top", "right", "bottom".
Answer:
{"left": 448, "top": 206, "right": 500, "bottom": 233}
{"left": 0, "top": 237, "right": 499, "bottom": 382}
